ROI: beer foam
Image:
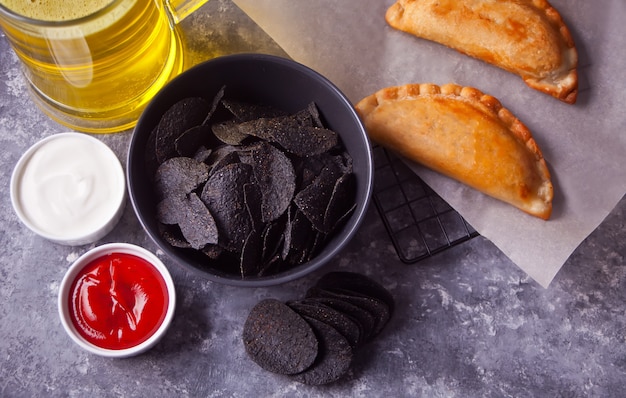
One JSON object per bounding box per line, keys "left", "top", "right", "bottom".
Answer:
{"left": 1, "top": 0, "right": 114, "bottom": 21}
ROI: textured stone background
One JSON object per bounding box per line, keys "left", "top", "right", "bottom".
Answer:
{"left": 1, "top": 1, "right": 625, "bottom": 397}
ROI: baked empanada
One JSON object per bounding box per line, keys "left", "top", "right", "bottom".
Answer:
{"left": 355, "top": 83, "right": 553, "bottom": 219}
{"left": 386, "top": 0, "right": 578, "bottom": 104}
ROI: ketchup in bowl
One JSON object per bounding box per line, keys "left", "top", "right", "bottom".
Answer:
{"left": 69, "top": 252, "right": 169, "bottom": 350}
{"left": 59, "top": 243, "right": 176, "bottom": 357}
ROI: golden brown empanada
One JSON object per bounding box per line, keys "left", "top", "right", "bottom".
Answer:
{"left": 386, "top": 0, "right": 578, "bottom": 104}
{"left": 355, "top": 83, "right": 553, "bottom": 219}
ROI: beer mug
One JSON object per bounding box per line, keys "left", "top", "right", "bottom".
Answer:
{"left": 0, "top": 0, "right": 209, "bottom": 133}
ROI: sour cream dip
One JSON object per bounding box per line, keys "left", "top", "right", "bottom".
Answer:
{"left": 11, "top": 133, "right": 126, "bottom": 245}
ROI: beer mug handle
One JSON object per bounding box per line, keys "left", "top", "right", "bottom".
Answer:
{"left": 166, "top": 0, "right": 210, "bottom": 24}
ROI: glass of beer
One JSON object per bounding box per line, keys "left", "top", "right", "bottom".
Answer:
{"left": 0, "top": 0, "right": 209, "bottom": 133}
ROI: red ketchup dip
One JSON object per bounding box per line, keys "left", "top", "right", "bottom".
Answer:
{"left": 68, "top": 252, "right": 169, "bottom": 350}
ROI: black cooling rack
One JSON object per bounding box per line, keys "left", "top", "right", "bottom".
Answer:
{"left": 372, "top": 146, "right": 478, "bottom": 263}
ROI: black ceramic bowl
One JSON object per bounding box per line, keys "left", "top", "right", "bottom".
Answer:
{"left": 127, "top": 54, "right": 373, "bottom": 287}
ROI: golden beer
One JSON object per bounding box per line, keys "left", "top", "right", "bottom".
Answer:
{"left": 0, "top": 0, "right": 188, "bottom": 133}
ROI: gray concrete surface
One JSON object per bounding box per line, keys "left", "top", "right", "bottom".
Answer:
{"left": 1, "top": 1, "right": 625, "bottom": 397}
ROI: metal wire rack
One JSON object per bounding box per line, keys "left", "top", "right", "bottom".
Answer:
{"left": 372, "top": 145, "right": 478, "bottom": 263}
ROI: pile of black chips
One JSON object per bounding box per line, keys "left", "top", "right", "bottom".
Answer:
{"left": 242, "top": 271, "right": 394, "bottom": 385}
{"left": 144, "top": 87, "right": 357, "bottom": 278}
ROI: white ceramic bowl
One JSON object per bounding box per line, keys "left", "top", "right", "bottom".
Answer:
{"left": 10, "top": 132, "right": 126, "bottom": 246}
{"left": 58, "top": 243, "right": 176, "bottom": 358}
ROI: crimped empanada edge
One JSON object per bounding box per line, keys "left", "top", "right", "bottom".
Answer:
{"left": 385, "top": 0, "right": 579, "bottom": 104}
{"left": 355, "top": 83, "right": 554, "bottom": 219}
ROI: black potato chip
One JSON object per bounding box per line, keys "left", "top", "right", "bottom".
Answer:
{"left": 212, "top": 114, "right": 338, "bottom": 157}
{"left": 159, "top": 224, "right": 192, "bottom": 249}
{"left": 323, "top": 172, "right": 357, "bottom": 232}
{"left": 201, "top": 244, "right": 223, "bottom": 260}
{"left": 242, "top": 272, "right": 393, "bottom": 385}
{"left": 156, "top": 195, "right": 183, "bottom": 225}
{"left": 272, "top": 125, "right": 338, "bottom": 157}
{"left": 193, "top": 146, "right": 212, "bottom": 163}
{"left": 242, "top": 299, "right": 318, "bottom": 375}
{"left": 156, "top": 194, "right": 219, "bottom": 250}
{"left": 201, "top": 162, "right": 254, "bottom": 252}
{"left": 201, "top": 85, "right": 226, "bottom": 126}
{"left": 290, "top": 316, "right": 353, "bottom": 386}
{"left": 281, "top": 207, "right": 317, "bottom": 265}
{"left": 212, "top": 120, "right": 250, "bottom": 145}
{"left": 243, "top": 182, "right": 263, "bottom": 233}
{"left": 242, "top": 141, "right": 296, "bottom": 223}
{"left": 307, "top": 287, "right": 391, "bottom": 339}
{"left": 206, "top": 146, "right": 240, "bottom": 177}
{"left": 180, "top": 193, "right": 219, "bottom": 250}
{"left": 288, "top": 299, "right": 362, "bottom": 349}
{"left": 155, "top": 157, "right": 209, "bottom": 200}
{"left": 155, "top": 97, "right": 211, "bottom": 163}
{"left": 221, "top": 99, "right": 288, "bottom": 122}
{"left": 299, "top": 102, "right": 324, "bottom": 128}
{"left": 293, "top": 153, "right": 352, "bottom": 192}
{"left": 257, "top": 218, "right": 287, "bottom": 276}
{"left": 240, "top": 229, "right": 262, "bottom": 278}
{"left": 304, "top": 294, "right": 377, "bottom": 346}
{"left": 293, "top": 162, "right": 345, "bottom": 233}
{"left": 175, "top": 124, "right": 216, "bottom": 157}
{"left": 315, "top": 272, "right": 395, "bottom": 313}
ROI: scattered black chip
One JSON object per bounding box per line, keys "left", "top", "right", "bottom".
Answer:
{"left": 288, "top": 299, "right": 362, "bottom": 349}
{"left": 290, "top": 316, "right": 353, "bottom": 386}
{"left": 304, "top": 295, "right": 377, "bottom": 346}
{"left": 307, "top": 287, "right": 391, "bottom": 339}
{"left": 242, "top": 299, "right": 319, "bottom": 375}
{"left": 242, "top": 272, "right": 394, "bottom": 385}
{"left": 315, "top": 272, "right": 395, "bottom": 313}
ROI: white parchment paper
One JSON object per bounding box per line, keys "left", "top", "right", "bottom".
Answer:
{"left": 232, "top": 0, "right": 626, "bottom": 287}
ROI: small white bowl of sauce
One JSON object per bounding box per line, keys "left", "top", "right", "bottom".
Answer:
{"left": 10, "top": 132, "right": 126, "bottom": 246}
{"left": 58, "top": 243, "right": 176, "bottom": 357}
